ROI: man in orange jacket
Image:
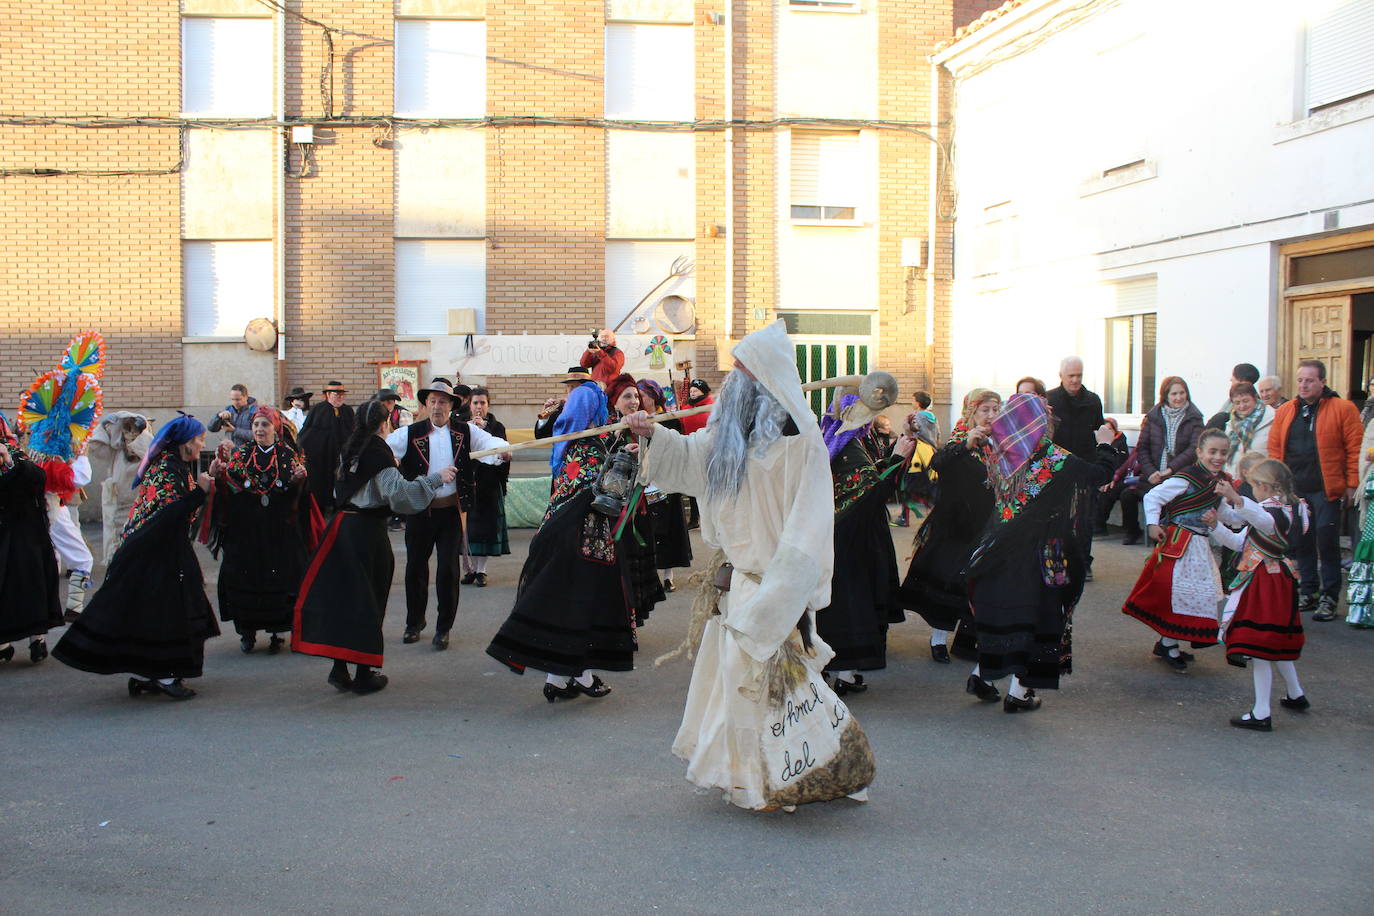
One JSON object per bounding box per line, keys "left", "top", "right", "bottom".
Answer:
{"left": 1268, "top": 359, "right": 1363, "bottom": 620}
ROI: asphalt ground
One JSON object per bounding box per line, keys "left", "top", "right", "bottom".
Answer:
{"left": 3, "top": 521, "right": 1371, "bottom": 915}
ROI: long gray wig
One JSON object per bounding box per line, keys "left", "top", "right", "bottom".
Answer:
{"left": 704, "top": 371, "right": 790, "bottom": 497}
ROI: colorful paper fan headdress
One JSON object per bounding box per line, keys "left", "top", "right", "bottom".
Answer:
{"left": 17, "top": 331, "right": 106, "bottom": 497}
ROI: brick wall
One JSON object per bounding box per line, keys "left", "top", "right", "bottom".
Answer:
{"left": 0, "top": 0, "right": 182, "bottom": 406}
{"left": 955, "top": 0, "right": 1011, "bottom": 30}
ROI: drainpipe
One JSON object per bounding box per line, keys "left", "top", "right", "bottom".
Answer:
{"left": 926, "top": 56, "right": 941, "bottom": 398}
{"left": 723, "top": 1, "right": 735, "bottom": 344}
{"left": 275, "top": 5, "right": 287, "bottom": 394}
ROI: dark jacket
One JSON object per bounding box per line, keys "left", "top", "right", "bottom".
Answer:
{"left": 208, "top": 397, "right": 258, "bottom": 447}
{"left": 1134, "top": 403, "right": 1205, "bottom": 480}
{"left": 398, "top": 419, "right": 475, "bottom": 512}
{"left": 1046, "top": 386, "right": 1105, "bottom": 460}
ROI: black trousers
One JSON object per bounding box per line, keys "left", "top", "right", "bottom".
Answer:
{"left": 404, "top": 505, "right": 463, "bottom": 633}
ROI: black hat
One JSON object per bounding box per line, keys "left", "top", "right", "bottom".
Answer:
{"left": 285, "top": 386, "right": 312, "bottom": 401}
{"left": 322, "top": 380, "right": 347, "bottom": 393}
{"left": 562, "top": 366, "right": 593, "bottom": 384}
{"left": 416, "top": 378, "right": 459, "bottom": 404}
{"left": 689, "top": 378, "right": 711, "bottom": 394}
{"left": 373, "top": 388, "right": 401, "bottom": 403}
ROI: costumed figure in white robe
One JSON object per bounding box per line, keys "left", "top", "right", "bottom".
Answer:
{"left": 630, "top": 321, "right": 876, "bottom": 812}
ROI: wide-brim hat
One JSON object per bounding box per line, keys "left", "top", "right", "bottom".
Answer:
{"left": 286, "top": 386, "right": 313, "bottom": 400}
{"left": 322, "top": 380, "right": 348, "bottom": 393}
{"left": 562, "top": 366, "right": 593, "bottom": 384}
{"left": 416, "top": 378, "right": 459, "bottom": 403}
{"left": 373, "top": 388, "right": 401, "bottom": 403}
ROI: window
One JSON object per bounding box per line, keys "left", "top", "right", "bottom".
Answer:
{"left": 181, "top": 17, "right": 274, "bottom": 117}
{"left": 394, "top": 19, "right": 486, "bottom": 117}
{"left": 973, "top": 201, "right": 1019, "bottom": 274}
{"left": 790, "top": 130, "right": 863, "bottom": 221}
{"left": 395, "top": 129, "right": 486, "bottom": 237}
{"left": 606, "top": 131, "right": 695, "bottom": 238}
{"left": 789, "top": 0, "right": 860, "bottom": 9}
{"left": 183, "top": 241, "right": 273, "bottom": 337}
{"left": 1291, "top": 244, "right": 1374, "bottom": 286}
{"left": 395, "top": 240, "right": 486, "bottom": 335}
{"left": 1104, "top": 313, "right": 1157, "bottom": 414}
{"left": 605, "top": 241, "right": 695, "bottom": 329}
{"left": 605, "top": 24, "right": 694, "bottom": 120}
{"left": 1306, "top": 0, "right": 1374, "bottom": 112}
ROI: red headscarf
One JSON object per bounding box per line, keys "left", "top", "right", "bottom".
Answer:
{"left": 604, "top": 373, "right": 639, "bottom": 415}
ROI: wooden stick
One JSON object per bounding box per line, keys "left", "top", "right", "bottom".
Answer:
{"left": 468, "top": 374, "right": 867, "bottom": 459}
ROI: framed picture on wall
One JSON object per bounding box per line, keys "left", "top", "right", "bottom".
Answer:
{"left": 378, "top": 363, "right": 421, "bottom": 413}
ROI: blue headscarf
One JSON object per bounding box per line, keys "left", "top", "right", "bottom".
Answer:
{"left": 819, "top": 394, "right": 870, "bottom": 460}
{"left": 550, "top": 381, "right": 608, "bottom": 471}
{"left": 132, "top": 414, "right": 206, "bottom": 488}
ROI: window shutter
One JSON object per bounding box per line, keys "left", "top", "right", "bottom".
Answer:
{"left": 183, "top": 241, "right": 274, "bottom": 337}
{"left": 1307, "top": 0, "right": 1374, "bottom": 110}
{"left": 605, "top": 24, "right": 694, "bottom": 120}
{"left": 1111, "top": 275, "right": 1157, "bottom": 315}
{"left": 181, "top": 18, "right": 273, "bottom": 117}
{"left": 395, "top": 240, "right": 487, "bottom": 335}
{"left": 605, "top": 241, "right": 695, "bottom": 328}
{"left": 790, "top": 130, "right": 861, "bottom": 209}
{"left": 394, "top": 20, "right": 487, "bottom": 117}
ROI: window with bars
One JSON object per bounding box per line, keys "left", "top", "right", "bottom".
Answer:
{"left": 790, "top": 130, "right": 864, "bottom": 221}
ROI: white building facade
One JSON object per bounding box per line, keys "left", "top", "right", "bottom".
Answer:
{"left": 935, "top": 0, "right": 1374, "bottom": 426}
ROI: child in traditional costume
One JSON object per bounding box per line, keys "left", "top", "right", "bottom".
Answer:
{"left": 1122, "top": 428, "right": 1233, "bottom": 671}
{"left": 1207, "top": 460, "right": 1309, "bottom": 731}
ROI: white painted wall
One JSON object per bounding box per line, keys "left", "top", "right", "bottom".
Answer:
{"left": 941, "top": 0, "right": 1374, "bottom": 422}
{"left": 776, "top": 0, "right": 877, "bottom": 119}
{"left": 182, "top": 129, "right": 275, "bottom": 239}
{"left": 606, "top": 130, "right": 695, "bottom": 238}
{"left": 395, "top": 128, "right": 486, "bottom": 237}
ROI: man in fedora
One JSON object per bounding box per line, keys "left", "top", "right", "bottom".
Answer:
{"left": 282, "top": 387, "right": 312, "bottom": 430}
{"left": 386, "top": 377, "right": 511, "bottom": 649}
{"left": 298, "top": 380, "right": 353, "bottom": 515}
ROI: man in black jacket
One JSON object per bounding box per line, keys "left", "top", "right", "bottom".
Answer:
{"left": 1047, "top": 357, "right": 1106, "bottom": 579}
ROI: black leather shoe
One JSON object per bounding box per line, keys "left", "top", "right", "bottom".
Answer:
{"left": 832, "top": 674, "right": 867, "bottom": 696}
{"left": 570, "top": 675, "right": 612, "bottom": 698}
{"left": 1229, "top": 713, "right": 1272, "bottom": 731}
{"left": 662, "top": 578, "right": 675, "bottom": 593}
{"left": 127, "top": 677, "right": 157, "bottom": 697}
{"left": 268, "top": 635, "right": 285, "bottom": 655}
{"left": 432, "top": 631, "right": 450, "bottom": 651}
{"left": 966, "top": 674, "right": 1000, "bottom": 702}
{"left": 240, "top": 634, "right": 256, "bottom": 654}
{"left": 155, "top": 679, "right": 197, "bottom": 700}
{"left": 1122, "top": 531, "right": 1142, "bottom": 546}
{"left": 29, "top": 640, "right": 47, "bottom": 664}
{"left": 1003, "top": 690, "right": 1041, "bottom": 713}
{"left": 460, "top": 572, "right": 477, "bottom": 585}
{"left": 930, "top": 644, "right": 951, "bottom": 664}
{"left": 328, "top": 668, "right": 353, "bottom": 692}
{"left": 63, "top": 608, "right": 81, "bottom": 623}
{"left": 1280, "top": 694, "right": 1311, "bottom": 711}
{"left": 402, "top": 628, "right": 422, "bottom": 644}
{"left": 352, "top": 671, "right": 389, "bottom": 694}
{"left": 0, "top": 645, "right": 13, "bottom": 663}
{"left": 475, "top": 573, "right": 488, "bottom": 588}
{"left": 543, "top": 681, "right": 579, "bottom": 703}
{"left": 1152, "top": 640, "right": 1194, "bottom": 663}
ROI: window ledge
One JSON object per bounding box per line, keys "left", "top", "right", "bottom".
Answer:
{"left": 1274, "top": 94, "right": 1374, "bottom": 144}
{"left": 1080, "top": 161, "right": 1157, "bottom": 197}
{"left": 791, "top": 218, "right": 867, "bottom": 228}
{"left": 182, "top": 336, "right": 242, "bottom": 344}
{"left": 788, "top": 4, "right": 864, "bottom": 13}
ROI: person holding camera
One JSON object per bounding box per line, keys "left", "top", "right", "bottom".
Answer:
{"left": 579, "top": 329, "right": 625, "bottom": 388}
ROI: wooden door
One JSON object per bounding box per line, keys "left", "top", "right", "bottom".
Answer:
{"left": 1286, "top": 294, "right": 1351, "bottom": 390}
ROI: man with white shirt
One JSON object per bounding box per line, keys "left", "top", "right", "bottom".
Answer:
{"left": 386, "top": 378, "right": 511, "bottom": 650}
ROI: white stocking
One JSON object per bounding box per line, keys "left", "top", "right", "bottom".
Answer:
{"left": 1275, "top": 660, "right": 1304, "bottom": 699}
{"left": 574, "top": 672, "right": 597, "bottom": 688}
{"left": 930, "top": 628, "right": 950, "bottom": 647}
{"left": 544, "top": 673, "right": 571, "bottom": 687}
{"left": 469, "top": 556, "right": 487, "bottom": 573}
{"left": 1251, "top": 659, "right": 1273, "bottom": 719}
{"left": 1008, "top": 674, "right": 1029, "bottom": 700}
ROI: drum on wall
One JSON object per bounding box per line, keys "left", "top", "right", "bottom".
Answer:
{"left": 244, "top": 318, "right": 278, "bottom": 352}
{"left": 655, "top": 295, "right": 696, "bottom": 335}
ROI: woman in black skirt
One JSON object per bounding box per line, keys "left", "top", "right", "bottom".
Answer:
{"left": 0, "top": 417, "right": 63, "bottom": 665}
{"left": 815, "top": 395, "right": 910, "bottom": 694}
{"left": 293, "top": 399, "right": 455, "bottom": 694}
{"left": 897, "top": 388, "right": 1001, "bottom": 665}
{"left": 637, "top": 379, "right": 692, "bottom": 592}
{"left": 486, "top": 373, "right": 662, "bottom": 703}
{"left": 54, "top": 415, "right": 220, "bottom": 700}
{"left": 462, "top": 386, "right": 510, "bottom": 586}
{"left": 207, "top": 406, "right": 309, "bottom": 655}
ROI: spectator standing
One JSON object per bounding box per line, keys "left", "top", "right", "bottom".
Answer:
{"left": 1257, "top": 375, "right": 1287, "bottom": 411}
{"left": 282, "top": 387, "right": 312, "bottom": 430}
{"left": 1223, "top": 382, "right": 1274, "bottom": 477}
{"left": 1046, "top": 356, "right": 1105, "bottom": 577}
{"left": 579, "top": 329, "right": 626, "bottom": 388}
{"left": 1267, "top": 359, "right": 1363, "bottom": 621}
{"left": 1207, "top": 363, "right": 1261, "bottom": 430}
{"left": 297, "top": 381, "right": 354, "bottom": 516}
{"left": 208, "top": 384, "right": 258, "bottom": 448}
{"left": 679, "top": 378, "right": 714, "bottom": 434}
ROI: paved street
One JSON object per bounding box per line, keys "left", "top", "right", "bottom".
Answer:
{"left": 4, "top": 524, "right": 1372, "bottom": 915}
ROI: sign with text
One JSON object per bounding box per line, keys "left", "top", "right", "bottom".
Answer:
{"left": 430, "top": 335, "right": 680, "bottom": 379}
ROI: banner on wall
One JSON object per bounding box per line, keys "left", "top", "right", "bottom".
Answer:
{"left": 430, "top": 335, "right": 693, "bottom": 380}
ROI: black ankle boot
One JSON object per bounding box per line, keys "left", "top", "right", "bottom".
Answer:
{"left": 328, "top": 661, "right": 353, "bottom": 691}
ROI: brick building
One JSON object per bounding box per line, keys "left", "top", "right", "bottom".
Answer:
{"left": 2, "top": 0, "right": 1002, "bottom": 428}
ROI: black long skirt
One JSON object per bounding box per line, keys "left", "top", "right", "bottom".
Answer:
{"left": 0, "top": 461, "right": 62, "bottom": 643}
{"left": 217, "top": 489, "right": 307, "bottom": 635}
{"left": 54, "top": 493, "right": 219, "bottom": 680}
{"left": 968, "top": 545, "right": 1073, "bottom": 689}
{"left": 649, "top": 493, "right": 693, "bottom": 571}
{"left": 486, "top": 489, "right": 640, "bottom": 676}
{"left": 293, "top": 508, "right": 392, "bottom": 667}
{"left": 817, "top": 486, "right": 903, "bottom": 672}
{"left": 467, "top": 481, "right": 511, "bottom": 557}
